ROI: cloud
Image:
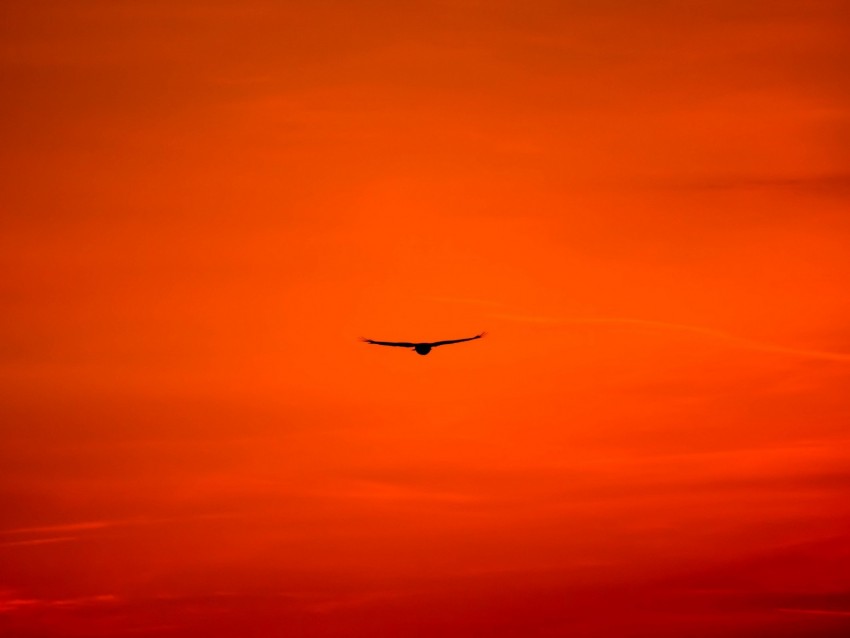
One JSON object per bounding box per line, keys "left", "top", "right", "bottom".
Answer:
{"left": 0, "top": 513, "right": 241, "bottom": 548}
{"left": 777, "top": 608, "right": 850, "bottom": 617}
{"left": 427, "top": 296, "right": 505, "bottom": 308}
{"left": 327, "top": 480, "right": 477, "bottom": 505}
{"left": 489, "top": 313, "right": 850, "bottom": 363}
{"left": 1, "top": 521, "right": 114, "bottom": 535}
{"left": 0, "top": 536, "right": 80, "bottom": 548}
{"left": 0, "top": 591, "right": 119, "bottom": 614}
{"left": 675, "top": 172, "right": 850, "bottom": 196}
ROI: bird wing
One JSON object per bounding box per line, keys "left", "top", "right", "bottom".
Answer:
{"left": 429, "top": 332, "right": 486, "bottom": 347}
{"left": 361, "top": 338, "right": 416, "bottom": 348}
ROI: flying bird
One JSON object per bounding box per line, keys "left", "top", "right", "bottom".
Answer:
{"left": 361, "top": 332, "right": 486, "bottom": 356}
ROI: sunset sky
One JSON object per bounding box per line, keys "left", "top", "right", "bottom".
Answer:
{"left": 2, "top": 1, "right": 850, "bottom": 636}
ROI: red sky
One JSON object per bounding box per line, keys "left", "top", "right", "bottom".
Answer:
{"left": 2, "top": 1, "right": 850, "bottom": 636}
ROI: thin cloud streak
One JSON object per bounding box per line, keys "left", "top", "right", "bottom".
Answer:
{"left": 490, "top": 313, "right": 850, "bottom": 363}
{"left": 427, "top": 296, "right": 506, "bottom": 308}
{"left": 0, "top": 513, "right": 243, "bottom": 547}
{"left": 777, "top": 608, "right": 850, "bottom": 617}
{"left": 328, "top": 480, "right": 478, "bottom": 504}
{"left": 0, "top": 592, "right": 119, "bottom": 613}
{"left": 675, "top": 172, "right": 850, "bottom": 195}
{"left": 0, "top": 536, "right": 79, "bottom": 548}
{"left": 1, "top": 521, "right": 114, "bottom": 535}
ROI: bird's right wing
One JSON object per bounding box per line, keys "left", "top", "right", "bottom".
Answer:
{"left": 361, "top": 338, "right": 416, "bottom": 348}
{"left": 429, "top": 332, "right": 486, "bottom": 347}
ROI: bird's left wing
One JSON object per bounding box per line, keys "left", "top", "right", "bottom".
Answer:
{"left": 429, "top": 332, "right": 486, "bottom": 347}
{"left": 361, "top": 338, "right": 416, "bottom": 347}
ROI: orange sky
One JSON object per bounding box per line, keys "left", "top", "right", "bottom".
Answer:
{"left": 2, "top": 1, "right": 850, "bottom": 636}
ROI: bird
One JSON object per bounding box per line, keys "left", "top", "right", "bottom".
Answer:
{"left": 361, "top": 332, "right": 486, "bottom": 356}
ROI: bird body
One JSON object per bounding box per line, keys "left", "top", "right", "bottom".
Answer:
{"left": 361, "top": 332, "right": 485, "bottom": 355}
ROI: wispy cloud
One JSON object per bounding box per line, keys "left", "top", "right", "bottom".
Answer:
{"left": 0, "top": 536, "right": 80, "bottom": 548}
{"left": 777, "top": 608, "right": 850, "bottom": 617}
{"left": 0, "top": 592, "right": 119, "bottom": 614}
{"left": 1, "top": 521, "right": 115, "bottom": 535}
{"left": 676, "top": 172, "right": 850, "bottom": 196}
{"left": 427, "top": 296, "right": 505, "bottom": 308}
{"left": 325, "top": 480, "right": 478, "bottom": 504}
{"left": 488, "top": 313, "right": 562, "bottom": 325}
{"left": 489, "top": 313, "right": 850, "bottom": 363}
{"left": 0, "top": 513, "right": 241, "bottom": 548}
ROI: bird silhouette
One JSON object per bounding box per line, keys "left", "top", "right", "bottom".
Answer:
{"left": 361, "top": 332, "right": 486, "bottom": 355}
